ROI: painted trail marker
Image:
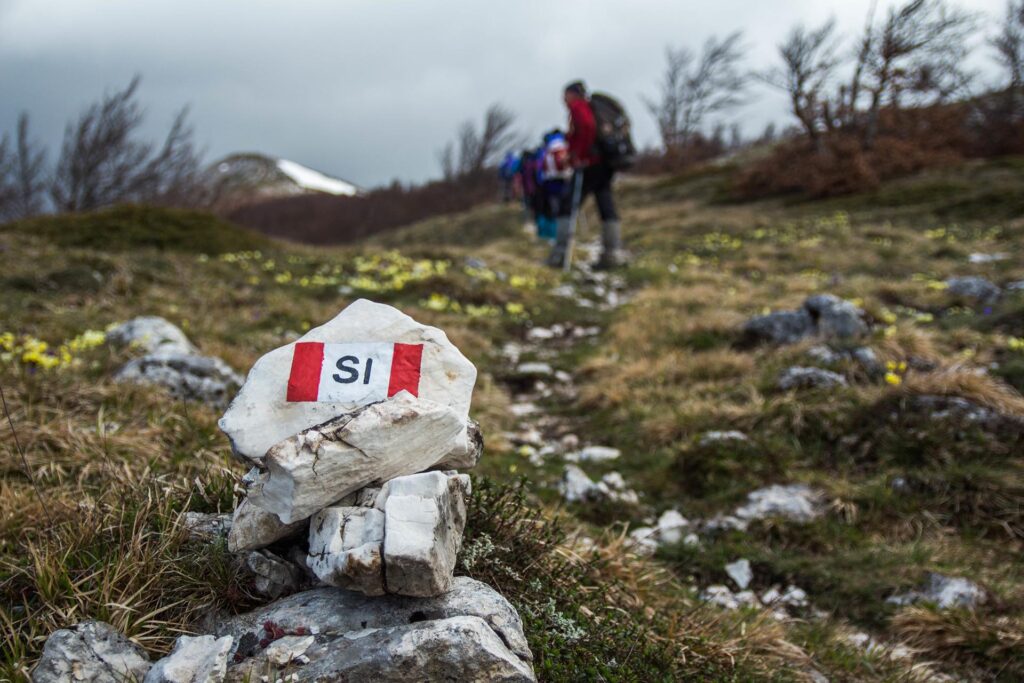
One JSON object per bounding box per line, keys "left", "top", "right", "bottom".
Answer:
{"left": 287, "top": 342, "right": 423, "bottom": 403}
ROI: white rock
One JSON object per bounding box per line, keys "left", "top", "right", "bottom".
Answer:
{"left": 559, "top": 465, "right": 639, "bottom": 505}
{"left": 887, "top": 573, "right": 986, "bottom": 610}
{"left": 656, "top": 509, "right": 690, "bottom": 545}
{"left": 435, "top": 419, "right": 484, "bottom": 470}
{"left": 308, "top": 506, "right": 386, "bottom": 596}
{"left": 380, "top": 471, "right": 470, "bottom": 597}
{"left": 734, "top": 484, "right": 823, "bottom": 523}
{"left": 725, "top": 558, "right": 753, "bottom": 590}
{"left": 628, "top": 527, "right": 659, "bottom": 556}
{"left": 778, "top": 366, "right": 848, "bottom": 390}
{"left": 107, "top": 316, "right": 196, "bottom": 355}
{"left": 219, "top": 299, "right": 477, "bottom": 463}
{"left": 700, "top": 585, "right": 739, "bottom": 610}
{"left": 509, "top": 402, "right": 538, "bottom": 417}
{"left": 566, "top": 445, "right": 621, "bottom": 463}
{"left": 683, "top": 533, "right": 700, "bottom": 547}
{"left": 698, "top": 431, "right": 749, "bottom": 447}
{"left": 144, "top": 634, "right": 232, "bottom": 683}
{"left": 262, "top": 635, "right": 315, "bottom": 666}
{"left": 526, "top": 327, "right": 556, "bottom": 341}
{"left": 516, "top": 362, "right": 553, "bottom": 377}
{"left": 246, "top": 393, "right": 464, "bottom": 524}
{"left": 559, "top": 465, "right": 594, "bottom": 503}
{"left": 227, "top": 497, "right": 306, "bottom": 553}
{"left": 33, "top": 621, "right": 152, "bottom": 683}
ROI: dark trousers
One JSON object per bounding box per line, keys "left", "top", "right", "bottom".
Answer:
{"left": 580, "top": 164, "right": 618, "bottom": 221}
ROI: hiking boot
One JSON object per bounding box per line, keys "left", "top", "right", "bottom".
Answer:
{"left": 546, "top": 217, "right": 573, "bottom": 268}
{"left": 593, "top": 220, "right": 626, "bottom": 269}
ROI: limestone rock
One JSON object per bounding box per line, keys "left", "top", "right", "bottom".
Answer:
{"left": 887, "top": 573, "right": 986, "bottom": 610}
{"left": 33, "top": 620, "right": 151, "bottom": 683}
{"left": 560, "top": 465, "right": 639, "bottom": 505}
{"left": 307, "top": 506, "right": 386, "bottom": 596}
{"left": 515, "top": 361, "right": 553, "bottom": 377}
{"left": 778, "top": 366, "right": 847, "bottom": 390}
{"left": 725, "top": 558, "right": 753, "bottom": 590}
{"left": 116, "top": 352, "right": 243, "bottom": 406}
{"left": 804, "top": 294, "right": 868, "bottom": 339}
{"left": 182, "top": 512, "right": 231, "bottom": 542}
{"left": 743, "top": 294, "right": 867, "bottom": 345}
{"left": 219, "top": 299, "right": 477, "bottom": 463}
{"left": 107, "top": 316, "right": 196, "bottom": 355}
{"left": 435, "top": 419, "right": 484, "bottom": 470}
{"left": 214, "top": 577, "right": 532, "bottom": 671}
{"left": 698, "top": 431, "right": 749, "bottom": 447}
{"left": 228, "top": 617, "right": 535, "bottom": 682}
{"left": 144, "top": 634, "right": 232, "bottom": 683}
{"left": 565, "top": 445, "right": 621, "bottom": 462}
{"left": 246, "top": 393, "right": 464, "bottom": 524}
{"left": 734, "top": 484, "right": 823, "bottom": 523}
{"left": 226, "top": 497, "right": 306, "bottom": 553}
{"left": 379, "top": 471, "right": 470, "bottom": 597}
{"left": 945, "top": 276, "right": 1001, "bottom": 304}
{"left": 742, "top": 308, "right": 814, "bottom": 345}
{"left": 245, "top": 550, "right": 304, "bottom": 599}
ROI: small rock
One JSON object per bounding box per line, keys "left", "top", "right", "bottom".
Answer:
{"left": 627, "top": 527, "right": 659, "bottom": 557}
{"left": 700, "top": 585, "right": 739, "bottom": 610}
{"left": 945, "top": 276, "right": 1001, "bottom": 304}
{"left": 515, "top": 362, "right": 554, "bottom": 377}
{"left": 1007, "top": 280, "right": 1024, "bottom": 292}
{"left": 435, "top": 419, "right": 484, "bottom": 470}
{"left": 182, "top": 512, "right": 231, "bottom": 541}
{"left": 262, "top": 634, "right": 314, "bottom": 666}
{"left": 144, "top": 634, "right": 232, "bottom": 683}
{"left": 734, "top": 484, "right": 823, "bottom": 523}
{"left": 107, "top": 316, "right": 196, "bottom": 355}
{"left": 851, "top": 346, "right": 882, "bottom": 375}
{"left": 655, "top": 509, "right": 690, "bottom": 545}
{"left": 509, "top": 402, "right": 538, "bottom": 417}
{"left": 379, "top": 471, "right": 470, "bottom": 597}
{"left": 804, "top": 294, "right": 868, "bottom": 339}
{"left": 887, "top": 573, "right": 986, "bottom": 610}
{"left": 245, "top": 549, "right": 304, "bottom": 599}
{"left": 778, "top": 366, "right": 847, "bottom": 390}
{"left": 968, "top": 252, "right": 1008, "bottom": 263}
{"left": 227, "top": 496, "right": 306, "bottom": 553}
{"left": 743, "top": 309, "right": 814, "bottom": 345}
{"left": 526, "top": 327, "right": 556, "bottom": 341}
{"left": 698, "top": 431, "right": 749, "bottom": 447}
{"left": 806, "top": 345, "right": 842, "bottom": 365}
{"left": 116, "top": 352, "right": 243, "bottom": 406}
{"left": 33, "top": 621, "right": 151, "bottom": 683}
{"left": 725, "top": 558, "right": 753, "bottom": 590}
{"left": 565, "top": 445, "right": 621, "bottom": 463}
{"left": 559, "top": 465, "right": 639, "bottom": 505}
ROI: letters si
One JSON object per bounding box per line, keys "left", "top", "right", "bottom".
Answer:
{"left": 333, "top": 355, "right": 374, "bottom": 385}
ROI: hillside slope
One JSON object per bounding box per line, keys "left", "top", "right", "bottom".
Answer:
{"left": 2, "top": 159, "right": 1023, "bottom": 681}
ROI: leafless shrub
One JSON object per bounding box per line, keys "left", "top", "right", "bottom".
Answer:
{"left": 645, "top": 33, "right": 748, "bottom": 150}
{"left": 991, "top": 0, "right": 1024, "bottom": 119}
{"left": 50, "top": 76, "right": 206, "bottom": 212}
{"left": 762, "top": 20, "right": 841, "bottom": 145}
{"left": 438, "top": 103, "right": 519, "bottom": 178}
{"left": 0, "top": 113, "right": 48, "bottom": 222}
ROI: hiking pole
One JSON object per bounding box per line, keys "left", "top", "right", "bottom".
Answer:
{"left": 563, "top": 170, "right": 584, "bottom": 273}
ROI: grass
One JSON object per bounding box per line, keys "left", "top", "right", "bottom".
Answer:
{"left": 1, "top": 157, "right": 1023, "bottom": 680}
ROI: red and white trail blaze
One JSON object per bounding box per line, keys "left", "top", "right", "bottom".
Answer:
{"left": 286, "top": 341, "right": 423, "bottom": 403}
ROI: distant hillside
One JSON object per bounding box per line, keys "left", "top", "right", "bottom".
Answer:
{"left": 207, "top": 153, "right": 363, "bottom": 211}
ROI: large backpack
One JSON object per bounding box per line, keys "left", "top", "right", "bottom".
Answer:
{"left": 589, "top": 92, "right": 636, "bottom": 171}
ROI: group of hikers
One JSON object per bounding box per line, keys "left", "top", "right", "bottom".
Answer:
{"left": 499, "top": 80, "right": 636, "bottom": 270}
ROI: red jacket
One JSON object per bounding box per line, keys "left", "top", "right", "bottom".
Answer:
{"left": 566, "top": 98, "right": 599, "bottom": 167}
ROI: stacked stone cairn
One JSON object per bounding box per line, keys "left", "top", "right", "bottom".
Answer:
{"left": 34, "top": 300, "right": 536, "bottom": 682}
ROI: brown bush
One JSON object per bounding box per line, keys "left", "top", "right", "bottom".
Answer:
{"left": 732, "top": 104, "right": 969, "bottom": 199}
{"left": 228, "top": 169, "right": 497, "bottom": 245}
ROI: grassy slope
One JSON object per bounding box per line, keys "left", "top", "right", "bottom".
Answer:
{"left": 1, "top": 160, "right": 1022, "bottom": 680}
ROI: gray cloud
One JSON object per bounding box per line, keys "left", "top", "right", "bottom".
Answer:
{"left": 0, "top": 0, "right": 1007, "bottom": 187}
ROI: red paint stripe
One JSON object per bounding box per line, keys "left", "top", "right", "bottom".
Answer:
{"left": 388, "top": 343, "right": 423, "bottom": 397}
{"left": 287, "top": 341, "right": 324, "bottom": 402}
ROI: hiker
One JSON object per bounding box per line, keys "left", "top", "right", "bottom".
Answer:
{"left": 518, "top": 147, "right": 541, "bottom": 233}
{"left": 535, "top": 129, "right": 572, "bottom": 243}
{"left": 548, "top": 80, "right": 634, "bottom": 269}
{"left": 498, "top": 152, "right": 519, "bottom": 202}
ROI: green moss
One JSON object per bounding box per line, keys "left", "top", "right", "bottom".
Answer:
{"left": 2, "top": 204, "right": 269, "bottom": 254}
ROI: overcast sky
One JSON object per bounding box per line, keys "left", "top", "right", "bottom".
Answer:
{"left": 0, "top": 0, "right": 1010, "bottom": 188}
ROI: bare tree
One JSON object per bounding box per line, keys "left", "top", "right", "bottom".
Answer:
{"left": 51, "top": 76, "right": 205, "bottom": 211}
{"left": 860, "top": 0, "right": 978, "bottom": 146}
{"left": 438, "top": 103, "right": 518, "bottom": 177}
{"left": 645, "top": 33, "right": 748, "bottom": 150}
{"left": 9, "top": 113, "right": 47, "bottom": 220}
{"left": 763, "top": 19, "right": 841, "bottom": 146}
{"left": 0, "top": 134, "right": 16, "bottom": 222}
{"left": 992, "top": 0, "right": 1024, "bottom": 117}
